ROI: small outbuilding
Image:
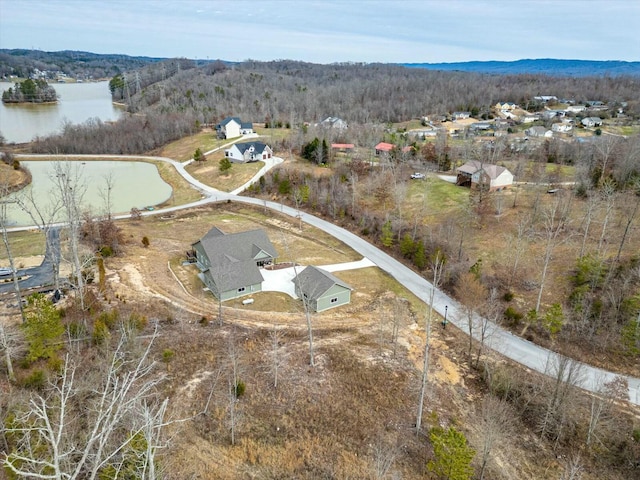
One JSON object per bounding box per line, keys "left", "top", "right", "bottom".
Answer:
{"left": 293, "top": 266, "right": 352, "bottom": 312}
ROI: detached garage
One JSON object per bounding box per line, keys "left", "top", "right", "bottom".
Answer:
{"left": 293, "top": 266, "right": 352, "bottom": 312}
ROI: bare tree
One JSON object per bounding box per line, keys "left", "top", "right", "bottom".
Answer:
{"left": 586, "top": 375, "right": 628, "bottom": 447}
{"left": 535, "top": 195, "right": 572, "bottom": 312}
{"left": 455, "top": 271, "right": 488, "bottom": 362}
{"left": 477, "top": 395, "right": 516, "bottom": 480}
{"left": 0, "top": 195, "right": 26, "bottom": 323}
{"left": 51, "top": 161, "right": 89, "bottom": 320}
{"left": 2, "top": 330, "right": 171, "bottom": 479}
{"left": 416, "top": 251, "right": 444, "bottom": 433}
{"left": 0, "top": 324, "right": 21, "bottom": 383}
{"left": 615, "top": 179, "right": 640, "bottom": 262}
{"left": 539, "top": 354, "right": 584, "bottom": 447}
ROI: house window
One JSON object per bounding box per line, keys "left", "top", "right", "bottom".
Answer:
{"left": 330, "top": 297, "right": 338, "bottom": 303}
{"left": 238, "top": 287, "right": 245, "bottom": 293}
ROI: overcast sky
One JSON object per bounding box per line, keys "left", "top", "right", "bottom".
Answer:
{"left": 0, "top": 0, "right": 638, "bottom": 64}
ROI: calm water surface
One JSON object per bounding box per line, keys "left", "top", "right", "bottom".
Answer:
{"left": 0, "top": 81, "right": 124, "bottom": 143}
{"left": 2, "top": 161, "right": 172, "bottom": 227}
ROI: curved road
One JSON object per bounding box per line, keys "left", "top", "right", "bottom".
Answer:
{"left": 11, "top": 152, "right": 640, "bottom": 407}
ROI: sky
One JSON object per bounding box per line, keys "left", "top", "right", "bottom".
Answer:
{"left": 0, "top": 0, "right": 638, "bottom": 64}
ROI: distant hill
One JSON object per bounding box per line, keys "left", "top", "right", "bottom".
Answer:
{"left": 402, "top": 59, "right": 640, "bottom": 77}
{"left": 0, "top": 49, "right": 167, "bottom": 80}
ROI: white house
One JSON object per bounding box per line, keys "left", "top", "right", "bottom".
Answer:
{"left": 581, "top": 117, "right": 603, "bottom": 128}
{"left": 525, "top": 126, "right": 553, "bottom": 138}
{"left": 566, "top": 105, "right": 586, "bottom": 113}
{"left": 456, "top": 160, "right": 513, "bottom": 191}
{"left": 320, "top": 116, "right": 348, "bottom": 129}
{"left": 521, "top": 114, "right": 540, "bottom": 123}
{"left": 552, "top": 123, "right": 573, "bottom": 133}
{"left": 453, "top": 111, "right": 471, "bottom": 120}
{"left": 495, "top": 102, "right": 518, "bottom": 111}
{"left": 216, "top": 117, "right": 254, "bottom": 139}
{"left": 224, "top": 141, "right": 272, "bottom": 163}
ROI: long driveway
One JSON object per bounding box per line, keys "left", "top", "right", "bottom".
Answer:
{"left": 12, "top": 152, "right": 640, "bottom": 406}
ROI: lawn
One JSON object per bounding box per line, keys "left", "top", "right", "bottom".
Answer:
{"left": 158, "top": 129, "right": 232, "bottom": 162}
{"left": 185, "top": 159, "right": 265, "bottom": 192}
{"left": 5, "top": 230, "right": 46, "bottom": 258}
{"left": 405, "top": 175, "right": 469, "bottom": 220}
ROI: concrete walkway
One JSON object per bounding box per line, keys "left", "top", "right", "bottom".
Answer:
{"left": 260, "top": 257, "right": 376, "bottom": 298}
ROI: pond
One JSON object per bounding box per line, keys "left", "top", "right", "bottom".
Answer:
{"left": 0, "top": 81, "right": 124, "bottom": 144}
{"left": 1, "top": 160, "right": 172, "bottom": 227}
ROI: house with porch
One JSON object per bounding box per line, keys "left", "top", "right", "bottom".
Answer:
{"left": 224, "top": 141, "right": 272, "bottom": 163}
{"left": 191, "top": 227, "right": 278, "bottom": 301}
{"left": 456, "top": 160, "right": 513, "bottom": 192}
{"left": 216, "top": 117, "right": 254, "bottom": 139}
{"left": 292, "top": 265, "right": 352, "bottom": 312}
{"left": 581, "top": 117, "right": 603, "bottom": 128}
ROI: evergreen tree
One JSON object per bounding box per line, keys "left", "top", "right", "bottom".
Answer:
{"left": 380, "top": 220, "right": 394, "bottom": 248}
{"left": 427, "top": 426, "right": 475, "bottom": 480}
{"left": 400, "top": 233, "right": 416, "bottom": 258}
{"left": 22, "top": 293, "right": 64, "bottom": 364}
{"left": 219, "top": 157, "right": 232, "bottom": 173}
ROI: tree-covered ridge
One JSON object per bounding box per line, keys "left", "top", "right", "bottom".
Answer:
{"left": 1, "top": 78, "right": 57, "bottom": 103}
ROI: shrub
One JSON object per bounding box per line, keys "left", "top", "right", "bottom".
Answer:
{"left": 162, "top": 349, "right": 175, "bottom": 363}
{"left": 141, "top": 236, "right": 150, "bottom": 248}
{"left": 235, "top": 380, "right": 246, "bottom": 398}
{"left": 93, "top": 318, "right": 110, "bottom": 345}
{"left": 503, "top": 291, "right": 514, "bottom": 302}
{"left": 219, "top": 157, "right": 232, "bottom": 173}
{"left": 23, "top": 369, "right": 46, "bottom": 390}
{"left": 504, "top": 306, "right": 523, "bottom": 325}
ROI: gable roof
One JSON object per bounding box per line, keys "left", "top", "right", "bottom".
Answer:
{"left": 219, "top": 116, "right": 242, "bottom": 127}
{"left": 240, "top": 122, "right": 253, "bottom": 129}
{"left": 293, "top": 266, "right": 352, "bottom": 301}
{"left": 194, "top": 227, "right": 278, "bottom": 291}
{"left": 375, "top": 142, "right": 394, "bottom": 152}
{"left": 456, "top": 160, "right": 509, "bottom": 180}
{"left": 233, "top": 141, "right": 270, "bottom": 154}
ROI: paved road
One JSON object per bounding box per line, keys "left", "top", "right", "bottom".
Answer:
{"left": 0, "top": 227, "right": 61, "bottom": 294}
{"left": 10, "top": 152, "right": 640, "bottom": 407}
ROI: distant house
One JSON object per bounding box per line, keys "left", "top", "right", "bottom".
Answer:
{"left": 456, "top": 160, "right": 513, "bottom": 191}
{"left": 566, "top": 105, "right": 586, "bottom": 113}
{"left": 525, "top": 126, "right": 552, "bottom": 138}
{"left": 320, "top": 116, "right": 348, "bottom": 129}
{"left": 552, "top": 123, "right": 573, "bottom": 133}
{"left": 192, "top": 227, "right": 278, "bottom": 301}
{"left": 521, "top": 114, "right": 540, "bottom": 123}
{"left": 534, "top": 95, "right": 558, "bottom": 103}
{"left": 374, "top": 142, "right": 395, "bottom": 155}
{"left": 216, "top": 117, "right": 253, "bottom": 139}
{"left": 331, "top": 143, "right": 355, "bottom": 151}
{"left": 452, "top": 111, "right": 471, "bottom": 120}
{"left": 224, "top": 141, "right": 273, "bottom": 163}
{"left": 495, "top": 102, "right": 518, "bottom": 111}
{"left": 542, "top": 110, "right": 565, "bottom": 120}
{"left": 293, "top": 266, "right": 352, "bottom": 312}
{"left": 469, "top": 122, "right": 493, "bottom": 134}
{"left": 581, "top": 117, "right": 603, "bottom": 128}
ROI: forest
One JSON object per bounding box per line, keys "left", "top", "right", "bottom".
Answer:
{"left": 1, "top": 58, "right": 640, "bottom": 479}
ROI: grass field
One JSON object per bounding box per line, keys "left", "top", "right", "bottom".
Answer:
{"left": 185, "top": 159, "right": 265, "bottom": 192}
{"left": 158, "top": 129, "right": 231, "bottom": 162}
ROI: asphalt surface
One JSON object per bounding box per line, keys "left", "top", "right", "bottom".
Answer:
{"left": 10, "top": 151, "right": 640, "bottom": 407}
{"left": 0, "top": 227, "right": 60, "bottom": 294}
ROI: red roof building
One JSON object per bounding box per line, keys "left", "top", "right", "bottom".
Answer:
{"left": 374, "top": 142, "right": 394, "bottom": 154}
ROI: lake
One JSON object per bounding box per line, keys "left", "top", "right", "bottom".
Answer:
{"left": 1, "top": 160, "right": 172, "bottom": 227}
{"left": 0, "top": 81, "right": 124, "bottom": 144}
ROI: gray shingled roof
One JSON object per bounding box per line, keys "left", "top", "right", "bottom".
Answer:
{"left": 292, "top": 266, "right": 352, "bottom": 301}
{"left": 234, "top": 141, "right": 269, "bottom": 155}
{"left": 194, "top": 227, "right": 278, "bottom": 292}
{"left": 219, "top": 116, "right": 241, "bottom": 127}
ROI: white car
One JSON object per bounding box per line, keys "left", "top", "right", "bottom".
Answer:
{"left": 0, "top": 267, "right": 15, "bottom": 277}
{"left": 410, "top": 172, "right": 426, "bottom": 179}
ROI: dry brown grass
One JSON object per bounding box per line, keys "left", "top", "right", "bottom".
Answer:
{"left": 157, "top": 128, "right": 229, "bottom": 162}
{"left": 186, "top": 158, "right": 265, "bottom": 192}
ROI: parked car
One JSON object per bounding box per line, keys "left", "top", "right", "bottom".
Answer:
{"left": 0, "top": 267, "right": 15, "bottom": 277}
{"left": 410, "top": 172, "right": 426, "bottom": 179}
